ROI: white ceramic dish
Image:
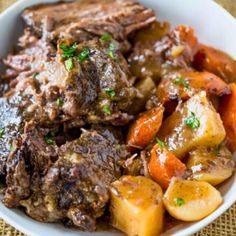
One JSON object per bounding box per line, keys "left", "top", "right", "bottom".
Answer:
{"left": 0, "top": 0, "right": 236, "bottom": 235}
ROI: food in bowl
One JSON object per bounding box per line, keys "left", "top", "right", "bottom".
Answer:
{"left": 0, "top": 0, "right": 235, "bottom": 235}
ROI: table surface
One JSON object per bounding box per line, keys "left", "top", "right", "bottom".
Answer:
{"left": 0, "top": 0, "right": 235, "bottom": 235}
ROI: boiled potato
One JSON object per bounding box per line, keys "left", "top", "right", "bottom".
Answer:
{"left": 187, "top": 146, "right": 235, "bottom": 186}
{"left": 158, "top": 91, "right": 226, "bottom": 158}
{"left": 163, "top": 178, "right": 223, "bottom": 221}
{"left": 110, "top": 176, "right": 164, "bottom": 236}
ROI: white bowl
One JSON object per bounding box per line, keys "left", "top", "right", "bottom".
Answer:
{"left": 0, "top": 0, "right": 236, "bottom": 235}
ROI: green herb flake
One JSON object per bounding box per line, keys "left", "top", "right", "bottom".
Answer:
{"left": 100, "top": 33, "right": 112, "bottom": 42}
{"left": 184, "top": 112, "right": 200, "bottom": 129}
{"left": 102, "top": 104, "right": 111, "bottom": 115}
{"left": 32, "top": 72, "right": 39, "bottom": 78}
{"left": 173, "top": 76, "right": 190, "bottom": 89}
{"left": 156, "top": 138, "right": 166, "bottom": 149}
{"left": 0, "top": 128, "right": 4, "bottom": 138}
{"left": 78, "top": 48, "right": 90, "bottom": 62}
{"left": 59, "top": 43, "right": 77, "bottom": 59}
{"left": 65, "top": 58, "right": 74, "bottom": 71}
{"left": 108, "top": 43, "right": 116, "bottom": 59}
{"left": 175, "top": 197, "right": 185, "bottom": 206}
{"left": 44, "top": 132, "right": 55, "bottom": 145}
{"left": 105, "top": 88, "right": 116, "bottom": 97}
{"left": 56, "top": 97, "right": 63, "bottom": 107}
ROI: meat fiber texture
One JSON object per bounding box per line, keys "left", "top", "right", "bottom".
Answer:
{"left": 0, "top": 0, "right": 156, "bottom": 231}
{"left": 22, "top": 0, "right": 156, "bottom": 46}
{"left": 4, "top": 126, "right": 129, "bottom": 230}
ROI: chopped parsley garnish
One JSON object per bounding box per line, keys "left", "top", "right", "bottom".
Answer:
{"left": 175, "top": 198, "right": 185, "bottom": 206}
{"left": 156, "top": 138, "right": 166, "bottom": 149}
{"left": 102, "top": 104, "right": 111, "bottom": 115}
{"left": 105, "top": 88, "right": 116, "bottom": 97}
{"left": 65, "top": 58, "right": 74, "bottom": 71}
{"left": 56, "top": 97, "right": 63, "bottom": 107}
{"left": 100, "top": 33, "right": 112, "bottom": 42}
{"left": 0, "top": 128, "right": 4, "bottom": 138}
{"left": 44, "top": 132, "right": 55, "bottom": 145}
{"left": 78, "top": 48, "right": 90, "bottom": 62}
{"left": 32, "top": 72, "right": 39, "bottom": 78}
{"left": 108, "top": 43, "right": 116, "bottom": 59}
{"left": 173, "top": 76, "right": 190, "bottom": 89}
{"left": 59, "top": 43, "right": 77, "bottom": 59}
{"left": 184, "top": 112, "right": 200, "bottom": 129}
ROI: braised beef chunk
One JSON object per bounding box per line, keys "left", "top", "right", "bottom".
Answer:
{"left": 18, "top": 128, "right": 63, "bottom": 223}
{"left": 5, "top": 38, "right": 137, "bottom": 126}
{"left": 59, "top": 39, "right": 137, "bottom": 125}
{"left": 5, "top": 126, "right": 129, "bottom": 230}
{"left": 3, "top": 33, "right": 57, "bottom": 81}
{"left": 22, "top": 0, "right": 155, "bottom": 46}
{"left": 3, "top": 0, "right": 152, "bottom": 127}
{"left": 0, "top": 0, "right": 160, "bottom": 231}
{"left": 4, "top": 146, "right": 30, "bottom": 208}
{"left": 3, "top": 128, "right": 58, "bottom": 208}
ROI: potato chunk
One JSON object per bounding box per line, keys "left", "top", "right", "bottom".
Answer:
{"left": 158, "top": 91, "right": 226, "bottom": 158}
{"left": 187, "top": 146, "right": 235, "bottom": 186}
{"left": 110, "top": 176, "right": 164, "bottom": 236}
{"left": 163, "top": 179, "right": 223, "bottom": 221}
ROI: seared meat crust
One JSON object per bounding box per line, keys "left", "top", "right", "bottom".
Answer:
{"left": 0, "top": 0, "right": 156, "bottom": 231}
{"left": 3, "top": 126, "right": 129, "bottom": 231}
{"left": 22, "top": 0, "right": 155, "bottom": 47}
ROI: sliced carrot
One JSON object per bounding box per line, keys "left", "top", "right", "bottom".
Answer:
{"left": 194, "top": 44, "right": 236, "bottom": 83}
{"left": 157, "top": 71, "right": 230, "bottom": 104}
{"left": 157, "top": 69, "right": 229, "bottom": 116}
{"left": 181, "top": 71, "right": 230, "bottom": 96}
{"left": 127, "top": 106, "right": 164, "bottom": 151}
{"left": 148, "top": 143, "right": 186, "bottom": 189}
{"left": 156, "top": 73, "right": 189, "bottom": 104}
{"left": 219, "top": 83, "right": 236, "bottom": 152}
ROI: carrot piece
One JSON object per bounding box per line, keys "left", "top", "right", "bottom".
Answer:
{"left": 148, "top": 143, "right": 186, "bottom": 189}
{"left": 194, "top": 44, "right": 236, "bottom": 83}
{"left": 157, "top": 71, "right": 230, "bottom": 104}
{"left": 127, "top": 106, "right": 164, "bottom": 151}
{"left": 219, "top": 83, "right": 236, "bottom": 152}
{"left": 181, "top": 71, "right": 230, "bottom": 96}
